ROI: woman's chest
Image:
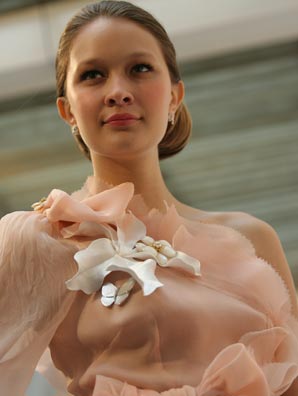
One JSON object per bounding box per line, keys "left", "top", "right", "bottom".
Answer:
{"left": 50, "top": 267, "right": 267, "bottom": 375}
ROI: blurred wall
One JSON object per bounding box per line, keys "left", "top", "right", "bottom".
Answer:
{"left": 0, "top": 0, "right": 298, "bottom": 99}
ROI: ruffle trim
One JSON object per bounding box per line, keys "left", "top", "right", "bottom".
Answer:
{"left": 91, "top": 328, "right": 298, "bottom": 396}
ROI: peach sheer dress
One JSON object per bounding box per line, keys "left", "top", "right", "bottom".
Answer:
{"left": 0, "top": 177, "right": 297, "bottom": 396}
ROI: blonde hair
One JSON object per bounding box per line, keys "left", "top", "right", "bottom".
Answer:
{"left": 56, "top": 1, "right": 192, "bottom": 160}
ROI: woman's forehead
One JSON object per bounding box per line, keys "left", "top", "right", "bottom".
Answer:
{"left": 69, "top": 17, "right": 164, "bottom": 64}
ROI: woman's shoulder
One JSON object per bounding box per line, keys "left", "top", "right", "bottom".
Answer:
{"left": 178, "top": 203, "right": 285, "bottom": 269}
{"left": 193, "top": 209, "right": 289, "bottom": 277}
{"left": 178, "top": 203, "right": 298, "bottom": 315}
{"left": 177, "top": 203, "right": 279, "bottom": 252}
{"left": 177, "top": 202, "right": 263, "bottom": 229}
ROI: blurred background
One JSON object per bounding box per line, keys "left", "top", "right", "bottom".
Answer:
{"left": 0, "top": 0, "right": 297, "bottom": 395}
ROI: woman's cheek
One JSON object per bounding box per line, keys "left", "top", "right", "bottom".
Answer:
{"left": 70, "top": 88, "right": 97, "bottom": 113}
{"left": 145, "top": 80, "right": 171, "bottom": 105}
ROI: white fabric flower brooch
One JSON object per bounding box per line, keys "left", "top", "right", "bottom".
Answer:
{"left": 32, "top": 183, "right": 201, "bottom": 307}
{"left": 66, "top": 212, "right": 201, "bottom": 307}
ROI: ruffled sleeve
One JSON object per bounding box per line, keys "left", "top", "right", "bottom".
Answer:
{"left": 0, "top": 211, "right": 77, "bottom": 396}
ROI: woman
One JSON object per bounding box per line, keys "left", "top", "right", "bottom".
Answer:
{"left": 1, "top": 1, "right": 297, "bottom": 395}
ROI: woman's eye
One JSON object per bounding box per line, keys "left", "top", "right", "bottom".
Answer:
{"left": 132, "top": 64, "right": 152, "bottom": 73}
{"left": 81, "top": 70, "right": 103, "bottom": 81}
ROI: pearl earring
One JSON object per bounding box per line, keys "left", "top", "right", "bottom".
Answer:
{"left": 168, "top": 112, "right": 175, "bottom": 126}
{"left": 72, "top": 125, "right": 79, "bottom": 135}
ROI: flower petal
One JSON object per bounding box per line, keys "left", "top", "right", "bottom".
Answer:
{"left": 65, "top": 239, "right": 116, "bottom": 294}
{"left": 66, "top": 260, "right": 111, "bottom": 294}
{"left": 131, "top": 260, "right": 164, "bottom": 296}
{"left": 117, "top": 277, "right": 136, "bottom": 295}
{"left": 74, "top": 238, "right": 115, "bottom": 269}
{"left": 115, "top": 292, "right": 130, "bottom": 305}
{"left": 167, "top": 251, "right": 201, "bottom": 276}
{"left": 101, "top": 283, "right": 118, "bottom": 306}
{"left": 83, "top": 182, "right": 134, "bottom": 220}
{"left": 106, "top": 256, "right": 163, "bottom": 296}
{"left": 61, "top": 222, "right": 114, "bottom": 239}
{"left": 101, "top": 283, "right": 117, "bottom": 298}
{"left": 101, "top": 296, "right": 115, "bottom": 307}
{"left": 116, "top": 212, "right": 146, "bottom": 254}
{"left": 43, "top": 183, "right": 134, "bottom": 232}
{"left": 43, "top": 190, "right": 99, "bottom": 223}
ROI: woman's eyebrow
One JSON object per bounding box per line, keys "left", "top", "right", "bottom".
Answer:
{"left": 75, "top": 58, "right": 105, "bottom": 68}
{"left": 76, "top": 51, "right": 156, "bottom": 68}
{"left": 127, "top": 51, "right": 156, "bottom": 59}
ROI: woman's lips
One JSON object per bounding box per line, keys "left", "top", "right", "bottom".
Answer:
{"left": 104, "top": 113, "right": 140, "bottom": 126}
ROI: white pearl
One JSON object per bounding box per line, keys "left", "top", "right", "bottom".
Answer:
{"left": 135, "top": 242, "right": 146, "bottom": 251}
{"left": 159, "top": 240, "right": 172, "bottom": 247}
{"left": 142, "top": 246, "right": 158, "bottom": 257}
{"left": 156, "top": 253, "right": 168, "bottom": 267}
{"left": 160, "top": 245, "right": 176, "bottom": 258}
{"left": 142, "top": 236, "right": 154, "bottom": 245}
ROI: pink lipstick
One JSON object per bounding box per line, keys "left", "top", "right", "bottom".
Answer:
{"left": 104, "top": 113, "right": 140, "bottom": 126}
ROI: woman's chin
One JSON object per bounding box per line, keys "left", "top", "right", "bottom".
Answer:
{"left": 89, "top": 138, "right": 159, "bottom": 160}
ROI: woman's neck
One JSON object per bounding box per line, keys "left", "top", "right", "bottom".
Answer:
{"left": 89, "top": 152, "right": 179, "bottom": 212}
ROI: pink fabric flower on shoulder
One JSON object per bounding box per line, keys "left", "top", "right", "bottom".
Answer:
{"left": 32, "top": 183, "right": 134, "bottom": 238}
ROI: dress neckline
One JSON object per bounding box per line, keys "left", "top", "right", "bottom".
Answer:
{"left": 71, "top": 175, "right": 174, "bottom": 219}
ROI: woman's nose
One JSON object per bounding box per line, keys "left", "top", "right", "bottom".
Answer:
{"left": 104, "top": 76, "right": 134, "bottom": 107}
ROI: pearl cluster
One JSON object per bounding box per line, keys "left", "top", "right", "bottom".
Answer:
{"left": 135, "top": 236, "right": 177, "bottom": 266}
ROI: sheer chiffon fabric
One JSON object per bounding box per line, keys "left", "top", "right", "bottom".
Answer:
{"left": 0, "top": 211, "right": 76, "bottom": 395}
{"left": 0, "top": 178, "right": 298, "bottom": 396}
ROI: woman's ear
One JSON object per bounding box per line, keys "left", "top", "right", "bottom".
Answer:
{"left": 56, "top": 97, "right": 76, "bottom": 126}
{"left": 170, "top": 80, "right": 185, "bottom": 112}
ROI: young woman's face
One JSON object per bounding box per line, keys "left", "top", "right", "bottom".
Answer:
{"left": 57, "top": 17, "right": 184, "bottom": 160}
